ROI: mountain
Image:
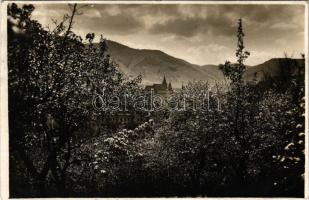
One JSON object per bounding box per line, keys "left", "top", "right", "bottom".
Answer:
{"left": 244, "top": 58, "right": 304, "bottom": 81}
{"left": 106, "top": 40, "right": 222, "bottom": 88}
{"left": 103, "top": 40, "right": 303, "bottom": 88}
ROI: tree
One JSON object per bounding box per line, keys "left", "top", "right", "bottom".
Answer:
{"left": 8, "top": 3, "right": 142, "bottom": 196}
{"left": 218, "top": 18, "right": 252, "bottom": 193}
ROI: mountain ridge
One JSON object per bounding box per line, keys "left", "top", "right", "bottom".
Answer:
{"left": 95, "top": 40, "right": 303, "bottom": 88}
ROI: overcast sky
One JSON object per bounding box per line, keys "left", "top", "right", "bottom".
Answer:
{"left": 30, "top": 3, "right": 305, "bottom": 65}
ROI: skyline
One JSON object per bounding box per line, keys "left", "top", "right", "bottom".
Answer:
{"left": 30, "top": 3, "right": 305, "bottom": 65}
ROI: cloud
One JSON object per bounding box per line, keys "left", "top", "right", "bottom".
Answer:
{"left": 186, "top": 44, "right": 233, "bottom": 65}
{"left": 149, "top": 17, "right": 203, "bottom": 37}
{"left": 28, "top": 3, "right": 305, "bottom": 65}
{"left": 271, "top": 22, "right": 301, "bottom": 30}
{"left": 93, "top": 14, "right": 144, "bottom": 34}
{"left": 149, "top": 14, "right": 236, "bottom": 38}
{"left": 82, "top": 9, "right": 102, "bottom": 18}
{"left": 149, "top": 4, "right": 304, "bottom": 38}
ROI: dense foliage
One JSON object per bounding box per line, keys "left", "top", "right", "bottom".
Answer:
{"left": 8, "top": 4, "right": 305, "bottom": 197}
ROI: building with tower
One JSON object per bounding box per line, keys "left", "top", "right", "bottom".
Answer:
{"left": 145, "top": 76, "right": 173, "bottom": 96}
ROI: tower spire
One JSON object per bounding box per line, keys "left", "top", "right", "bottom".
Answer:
{"left": 168, "top": 82, "right": 172, "bottom": 91}
{"left": 162, "top": 75, "right": 167, "bottom": 86}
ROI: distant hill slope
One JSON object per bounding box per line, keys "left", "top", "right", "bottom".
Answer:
{"left": 105, "top": 40, "right": 223, "bottom": 88}
{"left": 97, "top": 40, "right": 303, "bottom": 88}
{"left": 244, "top": 58, "right": 304, "bottom": 81}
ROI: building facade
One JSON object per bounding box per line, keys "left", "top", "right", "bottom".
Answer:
{"left": 145, "top": 76, "right": 173, "bottom": 96}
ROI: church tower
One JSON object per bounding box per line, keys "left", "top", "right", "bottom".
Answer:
{"left": 168, "top": 82, "right": 172, "bottom": 91}
{"left": 162, "top": 75, "right": 167, "bottom": 88}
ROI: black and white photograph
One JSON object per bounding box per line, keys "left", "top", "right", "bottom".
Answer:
{"left": 1, "top": 1, "right": 308, "bottom": 198}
